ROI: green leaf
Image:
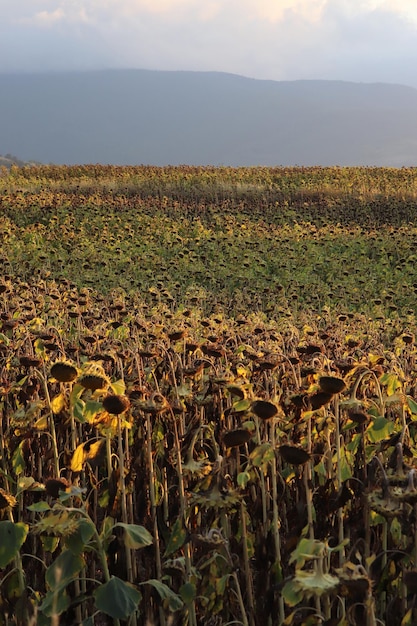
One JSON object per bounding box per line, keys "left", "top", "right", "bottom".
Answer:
{"left": 407, "top": 396, "right": 417, "bottom": 416}
{"left": 33, "top": 337, "right": 46, "bottom": 358}
{"left": 39, "top": 588, "right": 71, "bottom": 617}
{"left": 270, "top": 560, "right": 283, "bottom": 584}
{"left": 339, "top": 448, "right": 353, "bottom": 482}
{"left": 45, "top": 550, "right": 85, "bottom": 590}
{"left": 65, "top": 519, "right": 96, "bottom": 554}
{"left": 110, "top": 379, "right": 126, "bottom": 396}
{"left": 143, "top": 579, "right": 183, "bottom": 611}
{"left": 27, "top": 501, "right": 51, "bottom": 512}
{"left": 390, "top": 516, "right": 402, "bottom": 546}
{"left": 237, "top": 471, "right": 251, "bottom": 488}
{"left": 232, "top": 399, "right": 251, "bottom": 413}
{"left": 17, "top": 476, "right": 36, "bottom": 494}
{"left": 215, "top": 574, "right": 229, "bottom": 596}
{"left": 40, "top": 535, "right": 60, "bottom": 553}
{"left": 72, "top": 398, "right": 86, "bottom": 423}
{"left": 282, "top": 579, "right": 304, "bottom": 607}
{"left": 94, "top": 576, "right": 141, "bottom": 619}
{"left": 70, "top": 383, "right": 84, "bottom": 403}
{"left": 114, "top": 523, "right": 153, "bottom": 550}
{"left": 366, "top": 417, "right": 395, "bottom": 443}
{"left": 380, "top": 373, "right": 402, "bottom": 396}
{"left": 289, "top": 538, "right": 325, "bottom": 567}
{"left": 164, "top": 517, "right": 187, "bottom": 556}
{"left": 179, "top": 582, "right": 196, "bottom": 605}
{"left": 99, "top": 516, "right": 115, "bottom": 543}
{"left": 84, "top": 400, "right": 103, "bottom": 424}
{"left": 12, "top": 440, "right": 26, "bottom": 476}
{"left": 249, "top": 443, "right": 275, "bottom": 468}
{"left": 0, "top": 521, "right": 29, "bottom": 567}
{"left": 0, "top": 333, "right": 10, "bottom": 345}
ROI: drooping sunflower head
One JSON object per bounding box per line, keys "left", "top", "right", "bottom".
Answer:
{"left": 102, "top": 394, "right": 131, "bottom": 415}
{"left": 50, "top": 360, "right": 78, "bottom": 383}
{"left": 0, "top": 488, "right": 17, "bottom": 512}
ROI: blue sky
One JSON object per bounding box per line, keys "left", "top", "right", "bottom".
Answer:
{"left": 2, "top": 0, "right": 417, "bottom": 87}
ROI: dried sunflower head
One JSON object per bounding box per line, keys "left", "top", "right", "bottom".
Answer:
{"left": 79, "top": 373, "right": 109, "bottom": 391}
{"left": 222, "top": 428, "right": 252, "bottom": 449}
{"left": 44, "top": 478, "right": 70, "bottom": 499}
{"left": 251, "top": 399, "right": 278, "bottom": 420}
{"left": 366, "top": 491, "right": 404, "bottom": 518}
{"left": 136, "top": 392, "right": 170, "bottom": 414}
{"left": 335, "top": 561, "right": 372, "bottom": 598}
{"left": 292, "top": 567, "right": 339, "bottom": 599}
{"left": 0, "top": 488, "right": 17, "bottom": 511}
{"left": 182, "top": 457, "right": 213, "bottom": 478}
{"left": 404, "top": 570, "right": 417, "bottom": 594}
{"left": 192, "top": 528, "right": 228, "bottom": 548}
{"left": 163, "top": 557, "right": 187, "bottom": 575}
{"left": 102, "top": 394, "right": 130, "bottom": 415}
{"left": 278, "top": 444, "right": 311, "bottom": 465}
{"left": 32, "top": 509, "right": 79, "bottom": 537}
{"left": 78, "top": 363, "right": 110, "bottom": 391}
{"left": 390, "top": 469, "right": 417, "bottom": 504}
{"left": 50, "top": 360, "right": 78, "bottom": 383}
{"left": 190, "top": 483, "right": 240, "bottom": 510}
{"left": 318, "top": 376, "right": 346, "bottom": 395}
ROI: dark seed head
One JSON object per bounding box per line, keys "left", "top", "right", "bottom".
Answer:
{"left": 0, "top": 488, "right": 16, "bottom": 510}
{"left": 251, "top": 400, "right": 278, "bottom": 420}
{"left": 20, "top": 356, "right": 42, "bottom": 368}
{"left": 318, "top": 376, "right": 346, "bottom": 395}
{"left": 102, "top": 394, "right": 130, "bottom": 415}
{"left": 348, "top": 410, "right": 369, "bottom": 425}
{"left": 45, "top": 478, "right": 69, "bottom": 498}
{"left": 223, "top": 429, "right": 252, "bottom": 449}
{"left": 51, "top": 361, "right": 78, "bottom": 383}
{"left": 278, "top": 444, "right": 311, "bottom": 465}
{"left": 404, "top": 570, "right": 417, "bottom": 594}
{"left": 309, "top": 391, "right": 333, "bottom": 410}
{"left": 79, "top": 373, "right": 109, "bottom": 391}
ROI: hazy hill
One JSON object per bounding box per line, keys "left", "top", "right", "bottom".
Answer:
{"left": 1, "top": 69, "right": 417, "bottom": 166}
{"left": 0, "top": 153, "right": 40, "bottom": 168}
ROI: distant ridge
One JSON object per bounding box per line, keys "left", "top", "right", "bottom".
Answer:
{"left": 0, "top": 153, "right": 40, "bottom": 168}
{"left": 1, "top": 69, "right": 417, "bottom": 166}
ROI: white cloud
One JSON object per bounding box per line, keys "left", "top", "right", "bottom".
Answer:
{"left": 34, "top": 9, "right": 66, "bottom": 25}
{"left": 1, "top": 0, "right": 417, "bottom": 86}
{"left": 33, "top": 7, "right": 90, "bottom": 26}
{"left": 11, "top": 1, "right": 91, "bottom": 27}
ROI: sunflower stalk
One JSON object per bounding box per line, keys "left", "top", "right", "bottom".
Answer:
{"left": 170, "top": 409, "right": 198, "bottom": 626}
{"left": 38, "top": 365, "right": 60, "bottom": 478}
{"left": 145, "top": 411, "right": 166, "bottom": 626}
{"left": 116, "top": 415, "right": 135, "bottom": 591}
{"left": 333, "top": 396, "right": 345, "bottom": 566}
{"left": 269, "top": 419, "right": 285, "bottom": 624}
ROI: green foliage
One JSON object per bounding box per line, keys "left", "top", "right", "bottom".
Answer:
{"left": 0, "top": 522, "right": 29, "bottom": 567}
{"left": 94, "top": 576, "right": 141, "bottom": 619}
{"left": 2, "top": 165, "right": 417, "bottom": 624}
{"left": 114, "top": 522, "right": 153, "bottom": 549}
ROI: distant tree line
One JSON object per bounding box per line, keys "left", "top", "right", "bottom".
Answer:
{"left": 0, "top": 153, "right": 42, "bottom": 168}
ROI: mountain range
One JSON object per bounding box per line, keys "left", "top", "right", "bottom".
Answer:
{"left": 1, "top": 69, "right": 417, "bottom": 167}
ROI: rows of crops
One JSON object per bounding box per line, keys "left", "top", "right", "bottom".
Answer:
{"left": 1, "top": 165, "right": 417, "bottom": 625}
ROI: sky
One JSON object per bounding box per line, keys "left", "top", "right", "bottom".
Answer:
{"left": 2, "top": 0, "right": 417, "bottom": 87}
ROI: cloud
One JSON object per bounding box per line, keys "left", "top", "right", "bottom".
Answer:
{"left": 34, "top": 9, "right": 65, "bottom": 25}
{"left": 32, "top": 7, "right": 90, "bottom": 26}
{"left": 1, "top": 0, "right": 417, "bottom": 87}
